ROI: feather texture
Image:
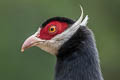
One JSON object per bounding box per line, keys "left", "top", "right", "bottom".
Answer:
{"left": 55, "top": 26, "right": 104, "bottom": 80}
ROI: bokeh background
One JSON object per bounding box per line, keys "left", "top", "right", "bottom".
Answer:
{"left": 0, "top": 0, "right": 120, "bottom": 80}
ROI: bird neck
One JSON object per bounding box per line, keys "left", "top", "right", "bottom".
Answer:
{"left": 55, "top": 26, "right": 103, "bottom": 80}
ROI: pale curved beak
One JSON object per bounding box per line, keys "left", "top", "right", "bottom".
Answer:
{"left": 21, "top": 35, "right": 40, "bottom": 52}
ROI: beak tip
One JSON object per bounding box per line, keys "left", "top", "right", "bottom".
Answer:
{"left": 21, "top": 48, "right": 24, "bottom": 53}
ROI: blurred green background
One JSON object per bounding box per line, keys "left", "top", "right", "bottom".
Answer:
{"left": 0, "top": 0, "right": 120, "bottom": 80}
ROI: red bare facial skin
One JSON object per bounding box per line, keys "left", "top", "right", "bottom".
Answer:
{"left": 38, "top": 21, "right": 68, "bottom": 40}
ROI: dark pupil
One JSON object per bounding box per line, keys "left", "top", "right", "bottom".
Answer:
{"left": 51, "top": 28, "right": 54, "bottom": 31}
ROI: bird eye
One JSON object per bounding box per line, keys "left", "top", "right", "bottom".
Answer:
{"left": 48, "top": 25, "right": 56, "bottom": 33}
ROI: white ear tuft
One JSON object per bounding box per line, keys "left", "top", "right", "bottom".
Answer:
{"left": 80, "top": 15, "right": 88, "bottom": 26}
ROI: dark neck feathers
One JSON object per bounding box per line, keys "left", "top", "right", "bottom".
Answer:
{"left": 55, "top": 26, "right": 103, "bottom": 80}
